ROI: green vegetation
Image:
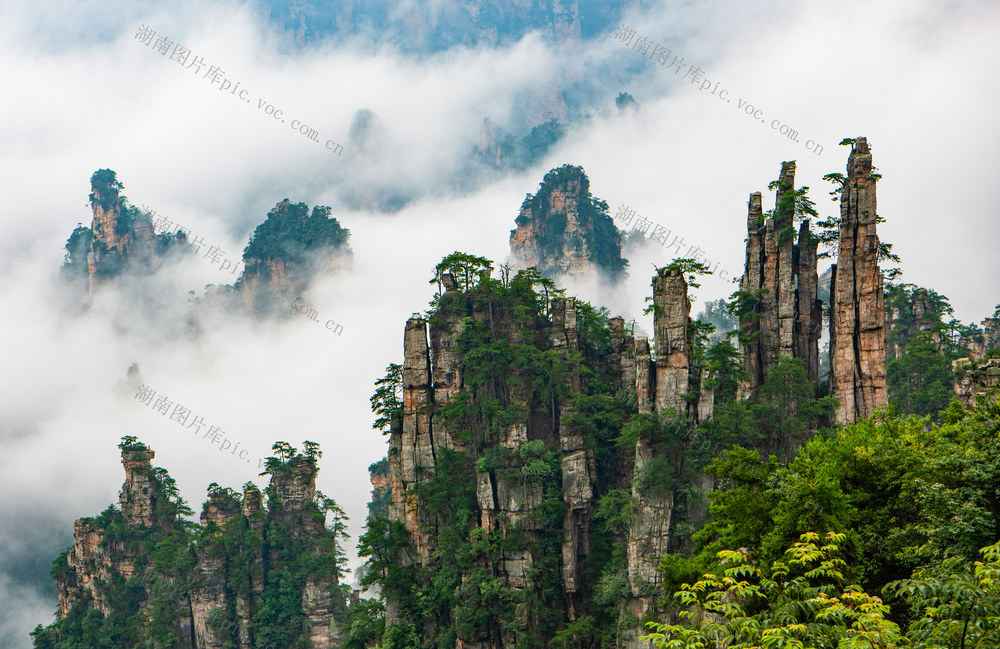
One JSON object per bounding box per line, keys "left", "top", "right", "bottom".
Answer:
{"left": 59, "top": 225, "right": 93, "bottom": 281}
{"left": 241, "top": 200, "right": 350, "bottom": 267}
{"left": 615, "top": 92, "right": 638, "bottom": 111}
{"left": 650, "top": 398, "right": 1000, "bottom": 638}
{"left": 645, "top": 532, "right": 908, "bottom": 648}
{"left": 361, "top": 253, "right": 636, "bottom": 648}
{"left": 430, "top": 251, "right": 495, "bottom": 295}
{"left": 367, "top": 458, "right": 391, "bottom": 518}
{"left": 31, "top": 438, "right": 350, "bottom": 649}
{"left": 60, "top": 169, "right": 189, "bottom": 287}
{"left": 359, "top": 252, "right": 845, "bottom": 648}
{"left": 88, "top": 169, "right": 124, "bottom": 212}
{"left": 885, "top": 283, "right": 981, "bottom": 417}
{"left": 644, "top": 398, "right": 1000, "bottom": 648}
{"left": 516, "top": 164, "right": 627, "bottom": 280}
{"left": 695, "top": 298, "right": 739, "bottom": 345}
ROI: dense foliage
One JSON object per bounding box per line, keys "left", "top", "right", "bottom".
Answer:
{"left": 241, "top": 200, "right": 349, "bottom": 266}
{"left": 648, "top": 398, "right": 1000, "bottom": 646}
{"left": 360, "top": 256, "right": 640, "bottom": 648}
{"left": 358, "top": 252, "right": 847, "bottom": 648}
{"left": 885, "top": 283, "right": 982, "bottom": 417}
{"left": 516, "top": 164, "right": 627, "bottom": 280}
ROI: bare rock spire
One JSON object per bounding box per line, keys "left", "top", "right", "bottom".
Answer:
{"left": 830, "top": 137, "right": 888, "bottom": 423}
{"left": 739, "top": 161, "right": 821, "bottom": 394}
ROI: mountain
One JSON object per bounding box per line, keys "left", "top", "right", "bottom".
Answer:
{"left": 256, "top": 0, "right": 638, "bottom": 53}
{"left": 231, "top": 199, "right": 352, "bottom": 317}
{"left": 33, "top": 141, "right": 1000, "bottom": 649}
{"left": 31, "top": 439, "right": 350, "bottom": 649}
{"left": 58, "top": 170, "right": 352, "bottom": 321}
{"left": 508, "top": 164, "right": 627, "bottom": 282}
{"left": 59, "top": 169, "right": 189, "bottom": 302}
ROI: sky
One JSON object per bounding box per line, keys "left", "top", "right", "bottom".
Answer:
{"left": 1, "top": 0, "right": 998, "bottom": 645}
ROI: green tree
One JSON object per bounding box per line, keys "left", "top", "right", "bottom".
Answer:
{"left": 702, "top": 340, "right": 745, "bottom": 404}
{"left": 59, "top": 225, "right": 93, "bottom": 280}
{"left": 615, "top": 91, "right": 638, "bottom": 111}
{"left": 316, "top": 490, "right": 350, "bottom": 578}
{"left": 513, "top": 266, "right": 565, "bottom": 318}
{"left": 430, "top": 251, "right": 494, "bottom": 294}
{"left": 888, "top": 331, "right": 958, "bottom": 416}
{"left": 886, "top": 541, "right": 1000, "bottom": 648}
{"left": 241, "top": 200, "right": 349, "bottom": 265}
{"left": 644, "top": 532, "right": 905, "bottom": 649}
{"left": 303, "top": 440, "right": 322, "bottom": 461}
{"left": 370, "top": 363, "right": 403, "bottom": 434}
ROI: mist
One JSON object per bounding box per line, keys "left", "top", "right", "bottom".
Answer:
{"left": 2, "top": 0, "right": 999, "bottom": 646}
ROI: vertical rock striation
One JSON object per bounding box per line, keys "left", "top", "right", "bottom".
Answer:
{"left": 652, "top": 268, "right": 690, "bottom": 416}
{"left": 830, "top": 138, "right": 887, "bottom": 423}
{"left": 622, "top": 268, "right": 693, "bottom": 646}
{"left": 119, "top": 447, "right": 160, "bottom": 528}
{"left": 967, "top": 317, "right": 1000, "bottom": 361}
{"left": 954, "top": 357, "right": 1000, "bottom": 407}
{"left": 739, "top": 161, "right": 821, "bottom": 394}
{"left": 508, "top": 164, "right": 627, "bottom": 282}
{"left": 47, "top": 444, "right": 343, "bottom": 648}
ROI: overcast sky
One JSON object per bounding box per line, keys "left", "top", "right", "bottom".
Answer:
{"left": 1, "top": 0, "right": 998, "bottom": 645}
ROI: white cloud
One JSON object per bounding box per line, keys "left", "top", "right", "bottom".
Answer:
{"left": 1, "top": 0, "right": 998, "bottom": 645}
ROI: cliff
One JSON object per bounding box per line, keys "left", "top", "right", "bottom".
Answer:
{"left": 508, "top": 165, "right": 627, "bottom": 282}
{"left": 236, "top": 199, "right": 352, "bottom": 316}
{"left": 59, "top": 169, "right": 188, "bottom": 300}
{"left": 375, "top": 260, "right": 714, "bottom": 649}
{"left": 33, "top": 440, "right": 348, "bottom": 649}
{"left": 970, "top": 318, "right": 1000, "bottom": 361}
{"left": 953, "top": 357, "right": 1000, "bottom": 407}
{"left": 829, "top": 137, "right": 888, "bottom": 423}
{"left": 884, "top": 285, "right": 950, "bottom": 361}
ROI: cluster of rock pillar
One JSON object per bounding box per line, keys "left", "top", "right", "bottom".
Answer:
{"left": 739, "top": 138, "right": 887, "bottom": 424}
{"left": 388, "top": 268, "right": 708, "bottom": 648}
{"left": 56, "top": 448, "right": 338, "bottom": 649}
{"left": 386, "top": 138, "right": 891, "bottom": 647}
{"left": 389, "top": 277, "right": 590, "bottom": 646}
{"left": 619, "top": 267, "right": 707, "bottom": 648}
{"left": 739, "top": 161, "right": 822, "bottom": 394}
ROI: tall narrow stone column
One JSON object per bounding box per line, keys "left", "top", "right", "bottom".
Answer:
{"left": 830, "top": 137, "right": 887, "bottom": 423}
{"left": 738, "top": 161, "right": 820, "bottom": 394}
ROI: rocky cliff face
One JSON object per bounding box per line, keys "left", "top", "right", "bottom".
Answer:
{"left": 621, "top": 268, "right": 691, "bottom": 646}
{"left": 508, "top": 165, "right": 627, "bottom": 283}
{"left": 970, "top": 318, "right": 1000, "bottom": 360}
{"left": 884, "top": 286, "right": 948, "bottom": 361}
{"left": 954, "top": 357, "right": 1000, "bottom": 407}
{"left": 381, "top": 263, "right": 709, "bottom": 648}
{"left": 61, "top": 169, "right": 183, "bottom": 300}
{"left": 39, "top": 442, "right": 346, "bottom": 649}
{"left": 830, "top": 138, "right": 888, "bottom": 423}
{"left": 237, "top": 199, "right": 352, "bottom": 317}
{"left": 738, "top": 162, "right": 822, "bottom": 395}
